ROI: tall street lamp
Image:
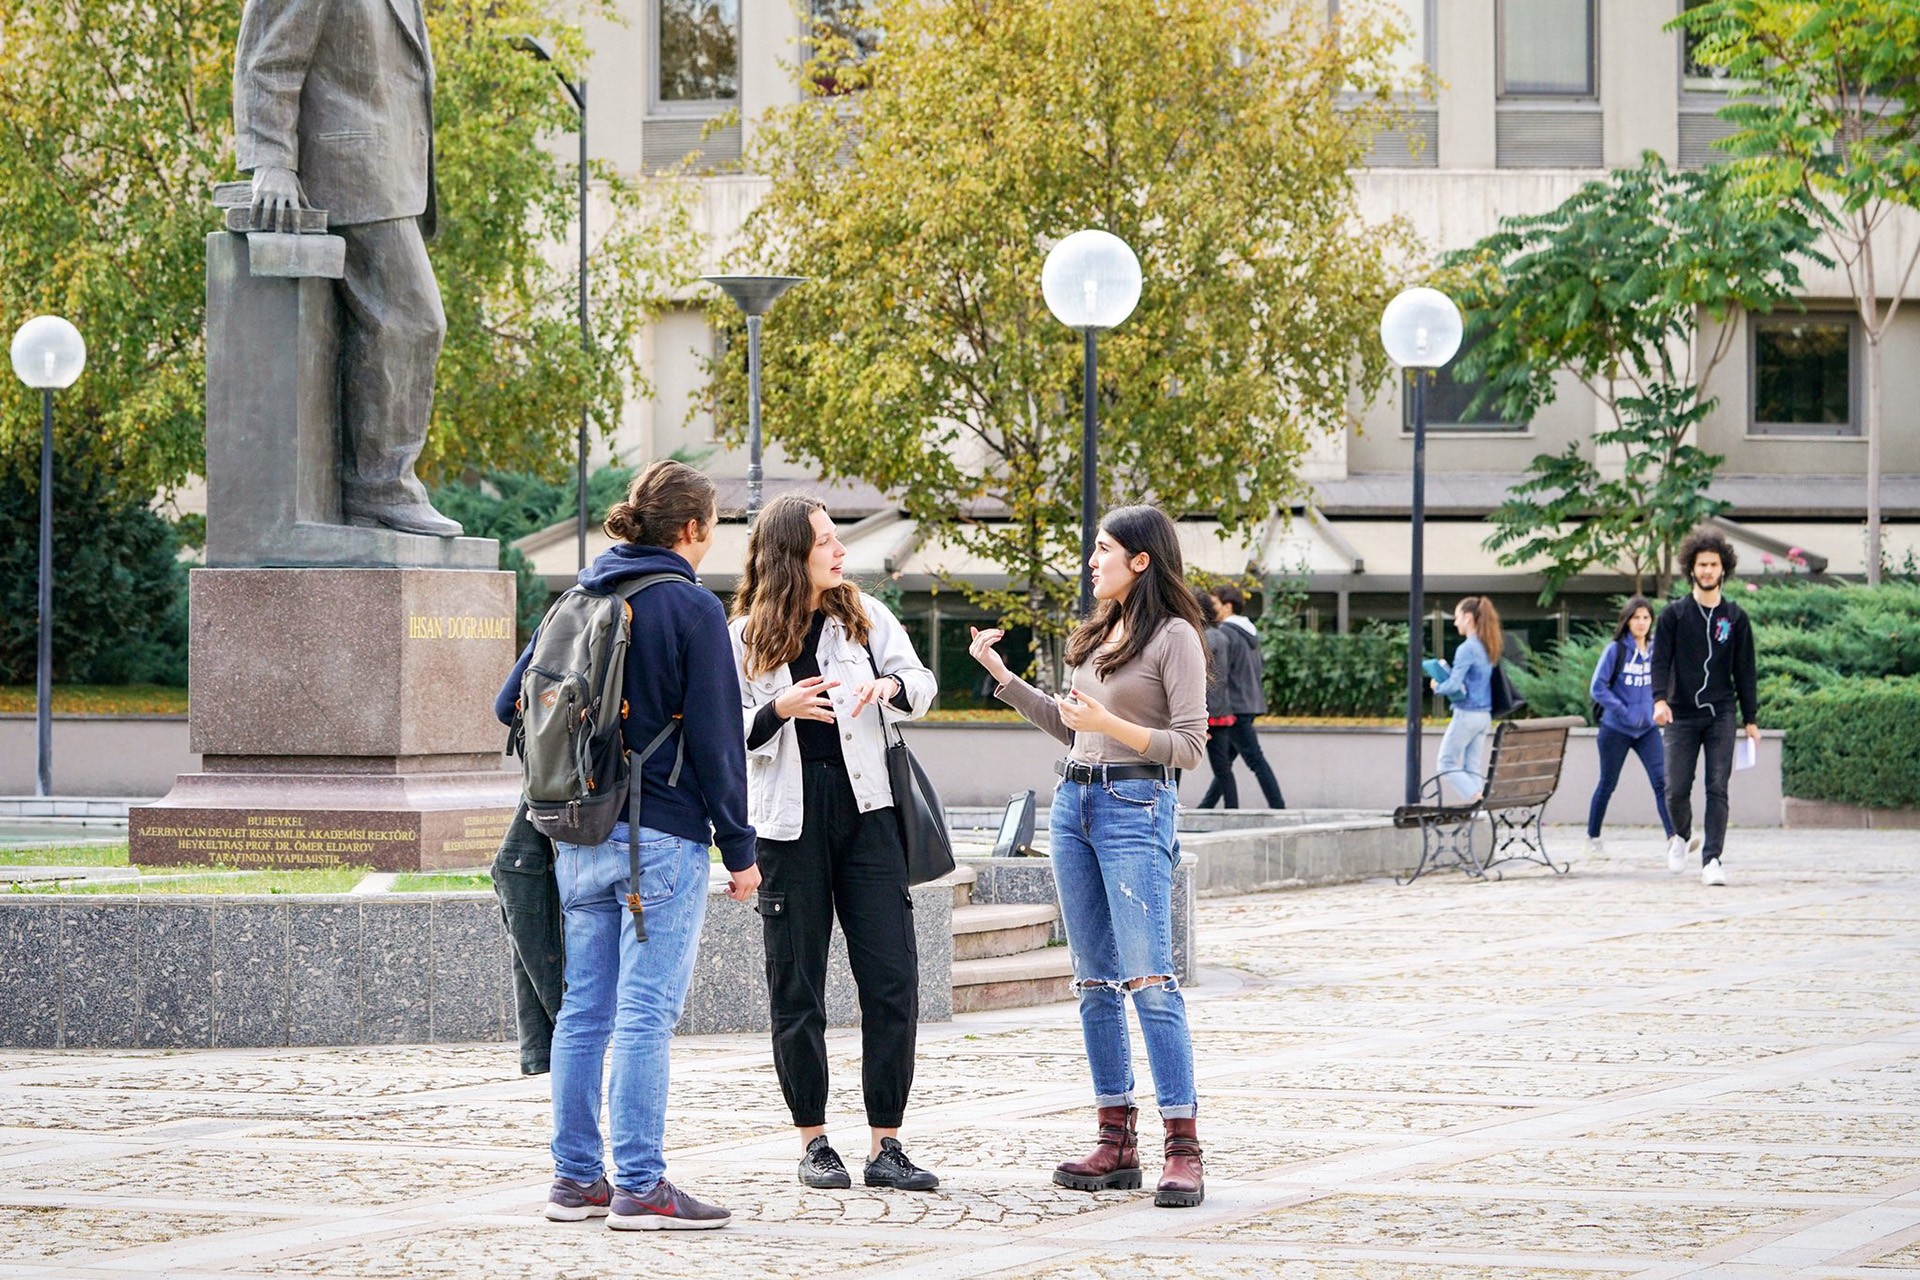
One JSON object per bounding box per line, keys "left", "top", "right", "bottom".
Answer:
{"left": 10, "top": 316, "right": 87, "bottom": 798}
{"left": 509, "top": 35, "right": 591, "bottom": 570}
{"left": 1041, "top": 230, "right": 1142, "bottom": 617}
{"left": 702, "top": 275, "right": 805, "bottom": 523}
{"left": 1380, "top": 286, "right": 1463, "bottom": 807}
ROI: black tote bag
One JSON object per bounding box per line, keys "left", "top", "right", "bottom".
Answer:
{"left": 864, "top": 651, "right": 956, "bottom": 884}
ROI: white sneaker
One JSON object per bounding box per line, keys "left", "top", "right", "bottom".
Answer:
{"left": 1585, "top": 836, "right": 1605, "bottom": 856}
{"left": 1701, "top": 858, "right": 1727, "bottom": 887}
{"left": 1666, "top": 835, "right": 1688, "bottom": 874}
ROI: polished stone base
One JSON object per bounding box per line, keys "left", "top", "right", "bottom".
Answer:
{"left": 128, "top": 769, "right": 519, "bottom": 872}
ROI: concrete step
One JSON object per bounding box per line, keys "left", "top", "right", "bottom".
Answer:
{"left": 943, "top": 861, "right": 978, "bottom": 909}
{"left": 951, "top": 946, "right": 1074, "bottom": 1013}
{"left": 951, "top": 902, "right": 1058, "bottom": 961}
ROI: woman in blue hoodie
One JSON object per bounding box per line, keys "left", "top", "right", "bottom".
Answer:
{"left": 1585, "top": 596, "right": 1674, "bottom": 855}
{"left": 1429, "top": 596, "right": 1501, "bottom": 805}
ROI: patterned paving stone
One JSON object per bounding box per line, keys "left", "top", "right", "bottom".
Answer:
{"left": 1425, "top": 1146, "right": 1920, "bottom": 1194}
{"left": 1580, "top": 1107, "right": 1920, "bottom": 1150}
{"left": 12, "top": 1145, "right": 531, "bottom": 1205}
{"left": 1413, "top": 1031, "right": 1810, "bottom": 1066}
{"left": 248, "top": 1225, "right": 934, "bottom": 1278}
{"left": 1191, "top": 1193, "right": 1806, "bottom": 1256}
{"left": 998, "top": 1258, "right": 1630, "bottom": 1280}
{"left": 0, "top": 1088, "right": 339, "bottom": 1132}
{"left": 0, "top": 1206, "right": 291, "bottom": 1263}
{"left": 1213, "top": 1059, "right": 1680, "bottom": 1099}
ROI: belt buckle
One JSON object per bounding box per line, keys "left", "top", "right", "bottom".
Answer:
{"left": 1062, "top": 760, "right": 1095, "bottom": 785}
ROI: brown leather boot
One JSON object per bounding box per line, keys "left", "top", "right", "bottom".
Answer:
{"left": 1052, "top": 1105, "right": 1142, "bottom": 1191}
{"left": 1155, "top": 1117, "right": 1205, "bottom": 1207}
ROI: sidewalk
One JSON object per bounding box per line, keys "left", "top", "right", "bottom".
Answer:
{"left": 3, "top": 827, "right": 1919, "bottom": 1277}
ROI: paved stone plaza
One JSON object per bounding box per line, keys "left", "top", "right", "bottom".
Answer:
{"left": 3, "top": 827, "right": 1919, "bottom": 1278}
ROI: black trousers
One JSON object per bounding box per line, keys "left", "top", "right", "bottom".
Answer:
{"left": 755, "top": 760, "right": 919, "bottom": 1129}
{"left": 1664, "top": 706, "right": 1738, "bottom": 863}
{"left": 1198, "top": 716, "right": 1286, "bottom": 809}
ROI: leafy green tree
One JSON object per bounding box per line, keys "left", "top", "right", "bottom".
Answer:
{"left": 1674, "top": 0, "right": 1920, "bottom": 586}
{"left": 0, "top": 0, "right": 692, "bottom": 499}
{"left": 711, "top": 0, "right": 1418, "bottom": 672}
{"left": 1445, "top": 155, "right": 1820, "bottom": 600}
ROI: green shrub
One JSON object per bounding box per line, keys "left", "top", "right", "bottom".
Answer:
{"left": 1508, "top": 632, "right": 1607, "bottom": 721}
{"left": 1782, "top": 678, "right": 1920, "bottom": 809}
{"left": 1258, "top": 620, "right": 1407, "bottom": 717}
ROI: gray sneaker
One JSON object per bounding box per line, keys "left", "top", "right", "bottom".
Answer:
{"left": 799, "top": 1135, "right": 852, "bottom": 1189}
{"left": 543, "top": 1175, "right": 611, "bottom": 1222}
{"left": 608, "top": 1179, "right": 731, "bottom": 1231}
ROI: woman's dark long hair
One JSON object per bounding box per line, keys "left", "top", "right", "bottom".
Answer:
{"left": 733, "top": 493, "right": 870, "bottom": 679}
{"left": 1611, "top": 595, "right": 1654, "bottom": 646}
{"left": 1064, "top": 505, "right": 1212, "bottom": 680}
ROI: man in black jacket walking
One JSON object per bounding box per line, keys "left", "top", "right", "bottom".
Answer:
{"left": 1199, "top": 584, "right": 1286, "bottom": 809}
{"left": 1651, "top": 529, "right": 1760, "bottom": 887}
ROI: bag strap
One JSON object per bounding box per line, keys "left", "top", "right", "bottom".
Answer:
{"left": 622, "top": 716, "right": 683, "bottom": 942}
{"left": 863, "top": 647, "right": 905, "bottom": 748}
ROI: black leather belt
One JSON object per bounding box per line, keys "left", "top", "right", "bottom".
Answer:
{"left": 1055, "top": 759, "right": 1174, "bottom": 785}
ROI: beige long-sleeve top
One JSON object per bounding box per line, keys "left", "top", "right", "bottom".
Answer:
{"left": 996, "top": 618, "right": 1208, "bottom": 769}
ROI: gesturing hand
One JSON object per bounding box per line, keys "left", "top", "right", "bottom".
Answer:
{"left": 968, "top": 626, "right": 1012, "bottom": 684}
{"left": 1056, "top": 688, "right": 1113, "bottom": 735}
{"left": 774, "top": 676, "right": 838, "bottom": 723}
{"left": 848, "top": 676, "right": 900, "bottom": 717}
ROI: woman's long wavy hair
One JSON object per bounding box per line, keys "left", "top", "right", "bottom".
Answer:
{"left": 733, "top": 493, "right": 870, "bottom": 679}
{"left": 1064, "top": 505, "right": 1212, "bottom": 680}
{"left": 1453, "top": 595, "right": 1505, "bottom": 665}
{"left": 1611, "top": 595, "right": 1654, "bottom": 646}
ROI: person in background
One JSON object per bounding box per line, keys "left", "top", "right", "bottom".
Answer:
{"left": 1585, "top": 596, "right": 1675, "bottom": 856}
{"left": 1651, "top": 529, "right": 1760, "bottom": 887}
{"left": 1192, "top": 588, "right": 1242, "bottom": 809}
{"left": 1429, "top": 596, "right": 1503, "bottom": 806}
{"left": 969, "top": 504, "right": 1211, "bottom": 1209}
{"left": 1206, "top": 583, "right": 1285, "bottom": 809}
{"left": 730, "top": 494, "right": 941, "bottom": 1194}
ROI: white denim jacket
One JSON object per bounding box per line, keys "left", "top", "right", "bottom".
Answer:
{"left": 729, "top": 592, "right": 937, "bottom": 841}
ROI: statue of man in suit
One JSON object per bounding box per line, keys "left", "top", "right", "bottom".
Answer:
{"left": 234, "top": 0, "right": 463, "bottom": 537}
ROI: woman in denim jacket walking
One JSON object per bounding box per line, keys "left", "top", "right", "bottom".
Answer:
{"left": 1430, "top": 595, "right": 1503, "bottom": 805}
{"left": 968, "top": 505, "right": 1211, "bottom": 1207}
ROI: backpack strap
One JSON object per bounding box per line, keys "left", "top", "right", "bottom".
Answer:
{"left": 611, "top": 567, "right": 687, "bottom": 942}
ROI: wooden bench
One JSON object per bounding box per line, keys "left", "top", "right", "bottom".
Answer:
{"left": 1391, "top": 715, "right": 1585, "bottom": 884}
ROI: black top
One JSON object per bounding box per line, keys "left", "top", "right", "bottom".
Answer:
{"left": 746, "top": 610, "right": 914, "bottom": 758}
{"left": 1650, "top": 594, "right": 1758, "bottom": 724}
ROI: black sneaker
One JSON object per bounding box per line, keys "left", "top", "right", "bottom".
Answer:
{"left": 543, "top": 1174, "right": 612, "bottom": 1221}
{"left": 798, "top": 1135, "right": 852, "bottom": 1189}
{"left": 863, "top": 1137, "right": 939, "bottom": 1191}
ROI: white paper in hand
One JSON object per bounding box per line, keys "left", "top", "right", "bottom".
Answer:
{"left": 1734, "top": 735, "right": 1758, "bottom": 772}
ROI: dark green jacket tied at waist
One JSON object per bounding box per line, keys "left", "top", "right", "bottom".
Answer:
{"left": 492, "top": 804, "right": 564, "bottom": 1075}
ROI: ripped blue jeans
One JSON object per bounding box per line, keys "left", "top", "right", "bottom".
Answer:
{"left": 1049, "top": 776, "right": 1197, "bottom": 1119}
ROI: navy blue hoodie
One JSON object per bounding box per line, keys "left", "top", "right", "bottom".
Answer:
{"left": 494, "top": 543, "right": 756, "bottom": 871}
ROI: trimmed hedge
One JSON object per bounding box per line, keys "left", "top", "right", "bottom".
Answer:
{"left": 1259, "top": 621, "right": 1408, "bottom": 718}
{"left": 1782, "top": 679, "right": 1920, "bottom": 809}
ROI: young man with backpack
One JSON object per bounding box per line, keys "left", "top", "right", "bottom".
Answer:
{"left": 494, "top": 460, "right": 758, "bottom": 1230}
{"left": 1198, "top": 584, "right": 1286, "bottom": 809}
{"left": 1651, "top": 528, "right": 1760, "bottom": 888}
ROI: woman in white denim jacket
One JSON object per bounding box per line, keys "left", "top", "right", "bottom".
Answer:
{"left": 728, "top": 494, "right": 939, "bottom": 1194}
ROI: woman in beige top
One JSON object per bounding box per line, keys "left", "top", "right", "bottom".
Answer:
{"left": 968, "top": 504, "right": 1211, "bottom": 1208}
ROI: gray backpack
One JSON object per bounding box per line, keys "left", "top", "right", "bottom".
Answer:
{"left": 508, "top": 573, "right": 683, "bottom": 939}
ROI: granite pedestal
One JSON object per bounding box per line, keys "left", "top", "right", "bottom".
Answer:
{"left": 131, "top": 567, "right": 520, "bottom": 872}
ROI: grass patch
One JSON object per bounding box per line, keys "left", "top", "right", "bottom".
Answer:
{"left": 0, "top": 686, "right": 189, "bottom": 715}
{"left": 10, "top": 867, "right": 371, "bottom": 895}
{"left": 392, "top": 872, "right": 493, "bottom": 893}
{"left": 0, "top": 843, "right": 130, "bottom": 866}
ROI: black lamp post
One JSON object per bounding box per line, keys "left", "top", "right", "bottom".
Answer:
{"left": 10, "top": 316, "right": 87, "bottom": 798}
{"left": 1040, "top": 230, "right": 1143, "bottom": 617}
{"left": 701, "top": 275, "right": 806, "bottom": 523}
{"left": 1379, "top": 287, "right": 1463, "bottom": 806}
{"left": 509, "top": 35, "right": 591, "bottom": 570}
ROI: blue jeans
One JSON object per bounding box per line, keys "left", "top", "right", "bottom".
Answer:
{"left": 1049, "top": 777, "right": 1196, "bottom": 1119}
{"left": 1437, "top": 708, "right": 1493, "bottom": 804}
{"left": 1588, "top": 724, "right": 1674, "bottom": 838}
{"left": 550, "top": 823, "right": 711, "bottom": 1194}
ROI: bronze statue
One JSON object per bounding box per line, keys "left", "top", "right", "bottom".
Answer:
{"left": 233, "top": 0, "right": 462, "bottom": 537}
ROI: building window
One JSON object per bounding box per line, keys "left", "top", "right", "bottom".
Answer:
{"left": 1402, "top": 362, "right": 1523, "bottom": 433}
{"left": 1329, "top": 0, "right": 1434, "bottom": 75}
{"left": 1680, "top": 0, "right": 1732, "bottom": 93}
{"left": 655, "top": 0, "right": 739, "bottom": 111}
{"left": 1499, "top": 0, "right": 1596, "bottom": 97}
{"left": 808, "top": 0, "right": 879, "bottom": 95}
{"left": 1751, "top": 316, "right": 1858, "bottom": 436}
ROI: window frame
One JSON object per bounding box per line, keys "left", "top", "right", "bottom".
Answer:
{"left": 1328, "top": 0, "right": 1438, "bottom": 83}
{"left": 1398, "top": 365, "right": 1530, "bottom": 437}
{"left": 1746, "top": 311, "right": 1863, "bottom": 440}
{"left": 649, "top": 0, "right": 743, "bottom": 119}
{"left": 1496, "top": 0, "right": 1599, "bottom": 100}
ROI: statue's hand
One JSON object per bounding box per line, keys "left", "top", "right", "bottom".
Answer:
{"left": 250, "top": 167, "right": 306, "bottom": 232}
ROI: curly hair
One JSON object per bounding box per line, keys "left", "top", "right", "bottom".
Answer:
{"left": 1676, "top": 528, "right": 1738, "bottom": 583}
